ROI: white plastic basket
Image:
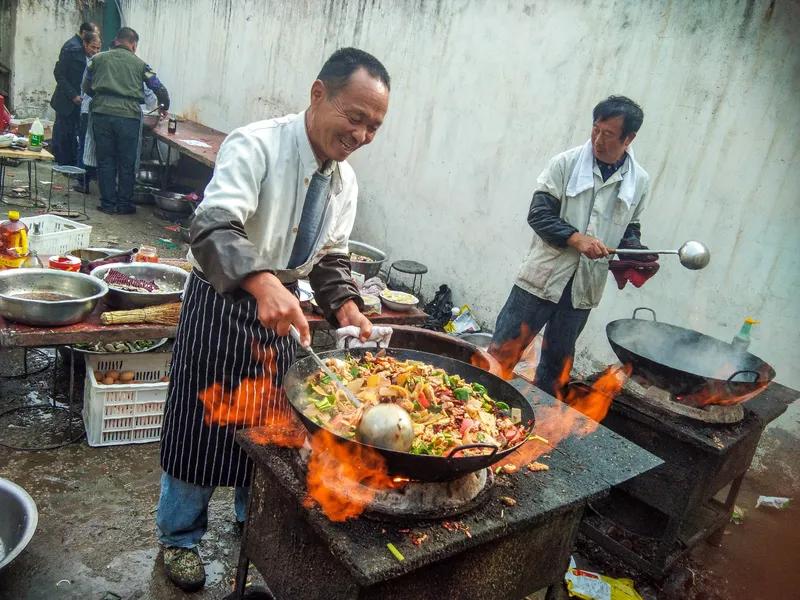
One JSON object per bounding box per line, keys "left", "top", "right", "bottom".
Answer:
{"left": 83, "top": 351, "right": 172, "bottom": 447}
{"left": 20, "top": 214, "right": 92, "bottom": 256}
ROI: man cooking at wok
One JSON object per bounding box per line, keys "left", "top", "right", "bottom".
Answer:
{"left": 490, "top": 96, "right": 658, "bottom": 397}
{"left": 156, "top": 48, "right": 390, "bottom": 592}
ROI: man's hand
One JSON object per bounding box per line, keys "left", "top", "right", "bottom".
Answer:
{"left": 335, "top": 300, "right": 372, "bottom": 342}
{"left": 72, "top": 95, "right": 82, "bottom": 105}
{"left": 567, "top": 232, "right": 610, "bottom": 259}
{"left": 241, "top": 271, "right": 310, "bottom": 346}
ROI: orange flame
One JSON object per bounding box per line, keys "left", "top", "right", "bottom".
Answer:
{"left": 498, "top": 362, "right": 631, "bottom": 468}
{"left": 480, "top": 324, "right": 533, "bottom": 380}
{"left": 303, "top": 429, "right": 394, "bottom": 521}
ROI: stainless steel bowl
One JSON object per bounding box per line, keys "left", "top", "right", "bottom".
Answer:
{"left": 133, "top": 184, "right": 158, "bottom": 205}
{"left": 153, "top": 190, "right": 192, "bottom": 214}
{"left": 0, "top": 269, "right": 108, "bottom": 326}
{"left": 137, "top": 166, "right": 161, "bottom": 186}
{"left": 142, "top": 113, "right": 161, "bottom": 130}
{"left": 0, "top": 478, "right": 38, "bottom": 571}
{"left": 90, "top": 262, "right": 188, "bottom": 309}
{"left": 349, "top": 240, "right": 386, "bottom": 279}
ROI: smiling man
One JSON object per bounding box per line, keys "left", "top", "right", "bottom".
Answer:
{"left": 156, "top": 48, "right": 390, "bottom": 592}
{"left": 489, "top": 96, "right": 655, "bottom": 396}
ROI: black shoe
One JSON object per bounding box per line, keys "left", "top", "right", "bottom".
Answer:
{"left": 162, "top": 546, "right": 206, "bottom": 592}
{"left": 117, "top": 205, "right": 137, "bottom": 215}
{"left": 96, "top": 205, "right": 116, "bottom": 215}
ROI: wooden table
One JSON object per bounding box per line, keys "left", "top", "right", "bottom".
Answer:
{"left": 0, "top": 146, "right": 55, "bottom": 204}
{"left": 150, "top": 119, "right": 226, "bottom": 169}
{"left": 0, "top": 301, "right": 427, "bottom": 348}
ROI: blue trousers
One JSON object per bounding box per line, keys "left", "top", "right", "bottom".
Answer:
{"left": 156, "top": 472, "right": 249, "bottom": 548}
{"left": 489, "top": 280, "right": 590, "bottom": 397}
{"left": 92, "top": 113, "right": 139, "bottom": 212}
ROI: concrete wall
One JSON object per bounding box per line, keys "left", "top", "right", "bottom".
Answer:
{"left": 6, "top": 0, "right": 81, "bottom": 117}
{"left": 110, "top": 0, "right": 798, "bottom": 389}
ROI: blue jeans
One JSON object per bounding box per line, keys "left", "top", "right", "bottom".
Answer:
{"left": 92, "top": 113, "right": 139, "bottom": 211}
{"left": 156, "top": 472, "right": 249, "bottom": 548}
{"left": 489, "top": 279, "right": 590, "bottom": 397}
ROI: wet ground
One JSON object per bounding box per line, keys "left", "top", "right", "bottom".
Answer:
{"left": 0, "top": 183, "right": 798, "bottom": 599}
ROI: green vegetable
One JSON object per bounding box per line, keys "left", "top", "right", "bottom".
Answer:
{"left": 495, "top": 401, "right": 510, "bottom": 412}
{"left": 349, "top": 366, "right": 360, "bottom": 378}
{"left": 471, "top": 383, "right": 487, "bottom": 394}
{"left": 387, "top": 543, "right": 405, "bottom": 561}
{"left": 314, "top": 398, "right": 333, "bottom": 411}
{"left": 454, "top": 387, "right": 471, "bottom": 401}
{"left": 441, "top": 373, "right": 451, "bottom": 387}
{"left": 411, "top": 439, "right": 432, "bottom": 455}
{"left": 320, "top": 374, "right": 331, "bottom": 384}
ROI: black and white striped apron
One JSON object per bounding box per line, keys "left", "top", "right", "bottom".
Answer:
{"left": 160, "top": 270, "right": 296, "bottom": 488}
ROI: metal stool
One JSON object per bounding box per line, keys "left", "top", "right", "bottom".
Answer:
{"left": 387, "top": 260, "right": 427, "bottom": 295}
{"left": 47, "top": 164, "right": 88, "bottom": 220}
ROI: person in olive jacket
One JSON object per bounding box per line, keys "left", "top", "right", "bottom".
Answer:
{"left": 50, "top": 22, "right": 97, "bottom": 166}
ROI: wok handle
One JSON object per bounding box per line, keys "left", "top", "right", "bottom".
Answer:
{"left": 632, "top": 307, "right": 657, "bottom": 321}
{"left": 726, "top": 370, "right": 760, "bottom": 383}
{"left": 446, "top": 443, "right": 499, "bottom": 458}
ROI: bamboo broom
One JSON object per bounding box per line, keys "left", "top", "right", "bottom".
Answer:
{"left": 101, "top": 302, "right": 182, "bottom": 326}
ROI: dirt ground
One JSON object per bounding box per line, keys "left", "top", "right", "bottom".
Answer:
{"left": 0, "top": 184, "right": 798, "bottom": 599}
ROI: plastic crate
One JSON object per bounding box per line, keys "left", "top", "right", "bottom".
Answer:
{"left": 82, "top": 351, "right": 172, "bottom": 447}
{"left": 20, "top": 214, "right": 92, "bottom": 256}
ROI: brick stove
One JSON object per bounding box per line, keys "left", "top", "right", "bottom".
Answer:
{"left": 231, "top": 381, "right": 660, "bottom": 600}
{"left": 577, "top": 379, "right": 798, "bottom": 578}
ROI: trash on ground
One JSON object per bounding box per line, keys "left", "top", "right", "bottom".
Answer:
{"left": 565, "top": 556, "right": 644, "bottom": 600}
{"left": 756, "top": 496, "right": 791, "bottom": 509}
{"left": 731, "top": 505, "right": 746, "bottom": 524}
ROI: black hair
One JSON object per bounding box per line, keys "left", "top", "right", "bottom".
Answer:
{"left": 83, "top": 31, "right": 100, "bottom": 45}
{"left": 79, "top": 22, "right": 97, "bottom": 34}
{"left": 317, "top": 47, "right": 390, "bottom": 97}
{"left": 593, "top": 95, "right": 644, "bottom": 140}
{"left": 115, "top": 27, "right": 140, "bottom": 44}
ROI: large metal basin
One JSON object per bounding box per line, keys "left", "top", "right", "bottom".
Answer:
{"left": 153, "top": 190, "right": 192, "bottom": 214}
{"left": 90, "top": 262, "right": 188, "bottom": 309}
{"left": 0, "top": 269, "right": 108, "bottom": 326}
{"left": 0, "top": 478, "right": 38, "bottom": 571}
{"left": 349, "top": 240, "right": 386, "bottom": 279}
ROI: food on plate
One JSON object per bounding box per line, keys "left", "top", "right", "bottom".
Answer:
{"left": 349, "top": 252, "right": 374, "bottom": 262}
{"left": 301, "top": 352, "right": 527, "bottom": 456}
{"left": 380, "top": 289, "right": 418, "bottom": 305}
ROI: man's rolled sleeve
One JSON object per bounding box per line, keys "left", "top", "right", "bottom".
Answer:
{"left": 308, "top": 254, "right": 364, "bottom": 326}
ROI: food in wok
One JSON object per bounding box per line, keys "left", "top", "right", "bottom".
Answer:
{"left": 301, "top": 352, "right": 527, "bottom": 456}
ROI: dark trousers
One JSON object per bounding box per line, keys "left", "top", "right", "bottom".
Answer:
{"left": 489, "top": 280, "right": 590, "bottom": 397}
{"left": 77, "top": 113, "right": 95, "bottom": 182}
{"left": 92, "top": 113, "right": 139, "bottom": 211}
{"left": 51, "top": 108, "right": 79, "bottom": 166}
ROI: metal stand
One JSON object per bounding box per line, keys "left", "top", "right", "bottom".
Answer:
{"left": 0, "top": 345, "right": 84, "bottom": 451}
{"left": 0, "top": 158, "right": 43, "bottom": 207}
{"left": 387, "top": 260, "right": 428, "bottom": 295}
{"left": 47, "top": 164, "right": 88, "bottom": 220}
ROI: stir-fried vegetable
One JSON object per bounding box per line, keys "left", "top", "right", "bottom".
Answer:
{"left": 301, "top": 352, "right": 526, "bottom": 456}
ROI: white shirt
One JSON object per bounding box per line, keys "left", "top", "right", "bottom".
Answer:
{"left": 516, "top": 145, "right": 650, "bottom": 309}
{"left": 188, "top": 111, "right": 358, "bottom": 282}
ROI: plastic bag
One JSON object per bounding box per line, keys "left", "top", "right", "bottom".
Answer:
{"left": 565, "top": 557, "right": 643, "bottom": 600}
{"left": 444, "top": 305, "right": 480, "bottom": 335}
{"left": 756, "top": 496, "right": 791, "bottom": 509}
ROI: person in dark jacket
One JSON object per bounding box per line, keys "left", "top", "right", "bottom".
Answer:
{"left": 83, "top": 27, "right": 169, "bottom": 214}
{"left": 50, "top": 22, "right": 97, "bottom": 165}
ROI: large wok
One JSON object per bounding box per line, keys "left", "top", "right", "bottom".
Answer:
{"left": 607, "top": 308, "right": 775, "bottom": 398}
{"left": 284, "top": 347, "right": 535, "bottom": 482}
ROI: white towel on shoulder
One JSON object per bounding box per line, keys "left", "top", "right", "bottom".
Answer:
{"left": 565, "top": 139, "right": 639, "bottom": 208}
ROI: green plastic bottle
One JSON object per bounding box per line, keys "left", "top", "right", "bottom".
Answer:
{"left": 731, "top": 317, "right": 758, "bottom": 351}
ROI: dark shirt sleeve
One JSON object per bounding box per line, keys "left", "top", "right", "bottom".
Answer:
{"left": 143, "top": 65, "right": 170, "bottom": 110}
{"left": 619, "top": 222, "right": 643, "bottom": 248}
{"left": 308, "top": 254, "right": 364, "bottom": 326}
{"left": 189, "top": 207, "right": 274, "bottom": 300}
{"left": 527, "top": 191, "right": 579, "bottom": 247}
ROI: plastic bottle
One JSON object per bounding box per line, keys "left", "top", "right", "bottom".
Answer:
{"left": 731, "top": 317, "right": 759, "bottom": 351}
{"left": 0, "top": 211, "right": 30, "bottom": 268}
{"left": 28, "top": 118, "right": 44, "bottom": 152}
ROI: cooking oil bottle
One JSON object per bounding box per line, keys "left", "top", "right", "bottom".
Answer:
{"left": 731, "top": 317, "right": 759, "bottom": 351}
{"left": 0, "top": 211, "right": 30, "bottom": 268}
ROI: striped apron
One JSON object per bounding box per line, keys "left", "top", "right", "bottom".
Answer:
{"left": 159, "top": 271, "right": 296, "bottom": 488}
